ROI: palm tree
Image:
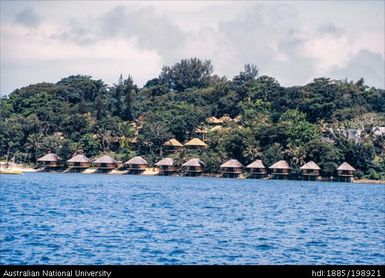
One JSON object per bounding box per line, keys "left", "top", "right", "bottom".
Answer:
{"left": 242, "top": 145, "right": 263, "bottom": 162}
{"left": 284, "top": 145, "right": 306, "bottom": 167}
{"left": 25, "top": 133, "right": 43, "bottom": 163}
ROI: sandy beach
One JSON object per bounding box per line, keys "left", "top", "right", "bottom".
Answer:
{"left": 0, "top": 162, "right": 37, "bottom": 173}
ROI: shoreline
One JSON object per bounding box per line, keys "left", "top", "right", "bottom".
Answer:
{"left": 1, "top": 162, "right": 384, "bottom": 185}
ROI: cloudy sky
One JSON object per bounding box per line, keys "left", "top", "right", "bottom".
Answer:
{"left": 1, "top": 1, "right": 384, "bottom": 95}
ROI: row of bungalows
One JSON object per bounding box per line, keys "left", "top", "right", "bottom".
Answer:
{"left": 219, "top": 159, "right": 356, "bottom": 181}
{"left": 37, "top": 153, "right": 148, "bottom": 174}
{"left": 37, "top": 153, "right": 357, "bottom": 181}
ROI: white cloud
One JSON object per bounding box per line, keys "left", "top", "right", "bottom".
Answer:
{"left": 1, "top": 1, "right": 384, "bottom": 95}
{"left": 328, "top": 49, "right": 385, "bottom": 88}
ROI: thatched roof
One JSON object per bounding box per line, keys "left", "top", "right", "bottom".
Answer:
{"left": 37, "top": 153, "right": 61, "bottom": 162}
{"left": 182, "top": 158, "right": 205, "bottom": 167}
{"left": 163, "top": 138, "right": 183, "bottom": 147}
{"left": 337, "top": 162, "right": 356, "bottom": 171}
{"left": 67, "top": 154, "right": 91, "bottom": 163}
{"left": 220, "top": 159, "right": 243, "bottom": 168}
{"left": 233, "top": 115, "right": 241, "bottom": 123}
{"left": 300, "top": 161, "right": 321, "bottom": 170}
{"left": 210, "top": 125, "right": 224, "bottom": 132}
{"left": 184, "top": 138, "right": 208, "bottom": 147}
{"left": 269, "top": 160, "right": 290, "bottom": 169}
{"left": 155, "top": 158, "right": 174, "bottom": 166}
{"left": 207, "top": 116, "right": 223, "bottom": 124}
{"left": 195, "top": 127, "right": 208, "bottom": 134}
{"left": 93, "top": 155, "right": 117, "bottom": 164}
{"left": 125, "top": 156, "right": 148, "bottom": 165}
{"left": 219, "top": 115, "right": 232, "bottom": 122}
{"left": 246, "top": 159, "right": 266, "bottom": 169}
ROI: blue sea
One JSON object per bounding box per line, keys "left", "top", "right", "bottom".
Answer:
{"left": 0, "top": 173, "right": 384, "bottom": 265}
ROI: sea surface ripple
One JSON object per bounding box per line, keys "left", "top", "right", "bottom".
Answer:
{"left": 0, "top": 173, "right": 384, "bottom": 264}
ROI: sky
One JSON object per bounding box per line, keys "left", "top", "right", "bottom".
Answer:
{"left": 1, "top": 1, "right": 384, "bottom": 95}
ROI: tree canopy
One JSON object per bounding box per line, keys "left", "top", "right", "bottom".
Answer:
{"left": 1, "top": 57, "right": 384, "bottom": 179}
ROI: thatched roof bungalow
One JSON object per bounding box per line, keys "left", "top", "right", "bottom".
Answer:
{"left": 195, "top": 127, "right": 208, "bottom": 134}
{"left": 218, "top": 115, "right": 232, "bottom": 124}
{"left": 67, "top": 154, "right": 91, "bottom": 171}
{"left": 246, "top": 159, "right": 267, "bottom": 178}
{"left": 184, "top": 138, "right": 207, "bottom": 149}
{"left": 220, "top": 159, "right": 243, "bottom": 178}
{"left": 125, "top": 156, "right": 148, "bottom": 174}
{"left": 163, "top": 139, "right": 183, "bottom": 152}
{"left": 300, "top": 161, "right": 321, "bottom": 181}
{"left": 182, "top": 158, "right": 205, "bottom": 176}
{"left": 195, "top": 127, "right": 208, "bottom": 141}
{"left": 37, "top": 153, "right": 63, "bottom": 169}
{"left": 155, "top": 158, "right": 177, "bottom": 176}
{"left": 336, "top": 162, "right": 356, "bottom": 182}
{"left": 207, "top": 116, "right": 223, "bottom": 125}
{"left": 93, "top": 155, "right": 118, "bottom": 172}
{"left": 269, "top": 160, "right": 290, "bottom": 179}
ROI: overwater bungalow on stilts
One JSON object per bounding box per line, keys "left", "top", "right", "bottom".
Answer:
{"left": 220, "top": 159, "right": 243, "bottom": 178}
{"left": 93, "top": 155, "right": 118, "bottom": 173}
{"left": 163, "top": 139, "right": 184, "bottom": 153}
{"left": 269, "top": 160, "right": 290, "bottom": 179}
{"left": 246, "top": 159, "right": 267, "bottom": 178}
{"left": 182, "top": 158, "right": 205, "bottom": 176}
{"left": 125, "top": 156, "right": 148, "bottom": 175}
{"left": 67, "top": 154, "right": 91, "bottom": 173}
{"left": 37, "top": 153, "right": 63, "bottom": 171}
{"left": 155, "top": 158, "right": 177, "bottom": 176}
{"left": 300, "top": 161, "right": 321, "bottom": 181}
{"left": 336, "top": 162, "right": 356, "bottom": 182}
{"left": 184, "top": 138, "right": 208, "bottom": 149}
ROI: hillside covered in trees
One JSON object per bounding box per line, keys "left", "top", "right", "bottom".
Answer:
{"left": 1, "top": 58, "right": 385, "bottom": 179}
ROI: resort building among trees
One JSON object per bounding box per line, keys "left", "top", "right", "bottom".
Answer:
{"left": 184, "top": 138, "right": 208, "bottom": 149}
{"left": 246, "top": 159, "right": 267, "bottom": 178}
{"left": 182, "top": 158, "right": 205, "bottom": 176}
{"left": 194, "top": 127, "right": 208, "bottom": 141}
{"left": 206, "top": 116, "right": 223, "bottom": 125}
{"left": 155, "top": 158, "right": 177, "bottom": 176}
{"left": 220, "top": 159, "right": 244, "bottom": 178}
{"left": 269, "top": 160, "right": 290, "bottom": 179}
{"left": 67, "top": 154, "right": 92, "bottom": 172}
{"left": 337, "top": 162, "right": 356, "bottom": 182}
{"left": 125, "top": 156, "right": 148, "bottom": 175}
{"left": 93, "top": 155, "right": 118, "bottom": 173}
{"left": 37, "top": 153, "right": 63, "bottom": 171}
{"left": 210, "top": 125, "right": 224, "bottom": 132}
{"left": 163, "top": 139, "right": 184, "bottom": 153}
{"left": 300, "top": 161, "right": 321, "bottom": 181}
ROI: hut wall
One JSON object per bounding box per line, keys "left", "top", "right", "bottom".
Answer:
{"left": 159, "top": 165, "right": 177, "bottom": 171}
{"left": 38, "top": 161, "right": 61, "bottom": 168}
{"left": 158, "top": 166, "right": 177, "bottom": 176}
{"left": 301, "top": 169, "right": 320, "bottom": 176}
{"left": 95, "top": 163, "right": 116, "bottom": 169}
{"left": 249, "top": 168, "right": 267, "bottom": 174}
{"left": 127, "top": 164, "right": 147, "bottom": 170}
{"left": 69, "top": 162, "right": 91, "bottom": 168}
{"left": 183, "top": 166, "right": 204, "bottom": 172}
{"left": 221, "top": 167, "right": 243, "bottom": 174}
{"left": 271, "top": 169, "right": 289, "bottom": 174}
{"left": 337, "top": 170, "right": 354, "bottom": 177}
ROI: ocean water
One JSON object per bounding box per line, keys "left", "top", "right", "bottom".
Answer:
{"left": 0, "top": 173, "right": 384, "bottom": 265}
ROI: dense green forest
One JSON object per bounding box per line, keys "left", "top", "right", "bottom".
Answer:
{"left": 1, "top": 58, "right": 385, "bottom": 179}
